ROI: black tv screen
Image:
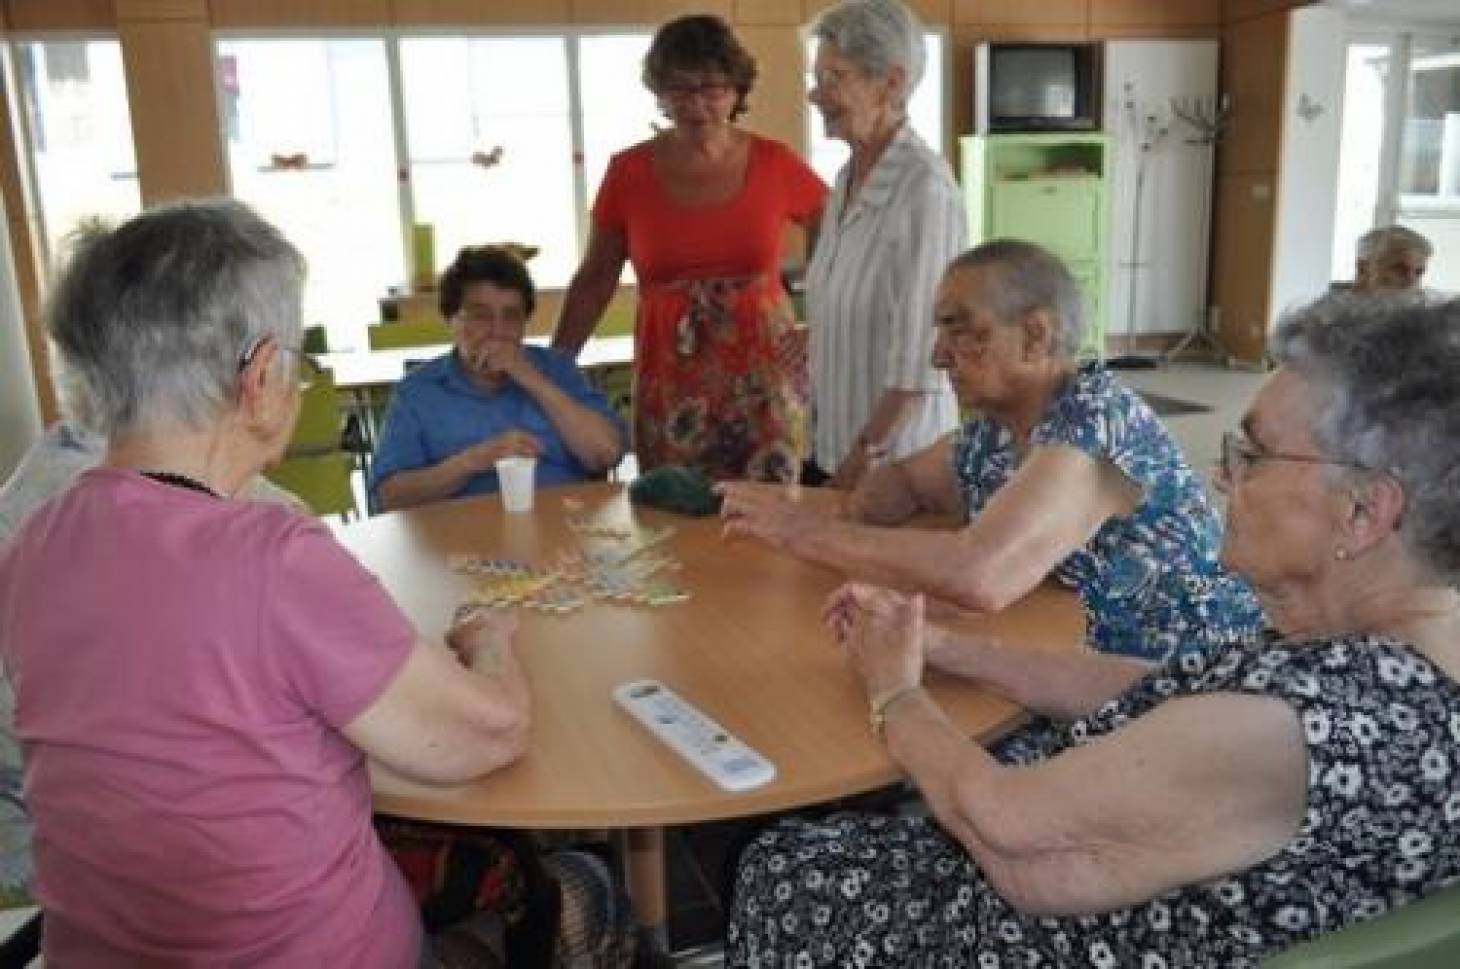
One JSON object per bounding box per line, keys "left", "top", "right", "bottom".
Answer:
{"left": 985, "top": 43, "right": 1097, "bottom": 131}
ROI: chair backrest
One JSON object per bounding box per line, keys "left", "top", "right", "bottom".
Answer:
{"left": 288, "top": 367, "right": 344, "bottom": 455}
{"left": 1262, "top": 880, "right": 1460, "bottom": 968}
{"left": 264, "top": 452, "right": 357, "bottom": 520}
{"left": 368, "top": 320, "right": 452, "bottom": 350}
{"left": 596, "top": 291, "right": 636, "bottom": 339}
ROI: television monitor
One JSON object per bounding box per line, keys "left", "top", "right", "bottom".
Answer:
{"left": 975, "top": 42, "right": 1099, "bottom": 133}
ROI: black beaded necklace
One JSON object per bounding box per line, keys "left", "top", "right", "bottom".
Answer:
{"left": 140, "top": 470, "right": 222, "bottom": 499}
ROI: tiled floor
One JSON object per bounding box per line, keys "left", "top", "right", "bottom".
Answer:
{"left": 662, "top": 359, "right": 1269, "bottom": 967}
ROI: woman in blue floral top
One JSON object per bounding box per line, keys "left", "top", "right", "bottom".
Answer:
{"left": 721, "top": 239, "right": 1261, "bottom": 671}
{"left": 729, "top": 294, "right": 1460, "bottom": 968}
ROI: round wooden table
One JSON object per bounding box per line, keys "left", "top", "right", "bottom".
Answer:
{"left": 334, "top": 482, "right": 1083, "bottom": 932}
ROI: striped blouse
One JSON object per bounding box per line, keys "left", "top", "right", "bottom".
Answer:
{"left": 805, "top": 122, "right": 965, "bottom": 470}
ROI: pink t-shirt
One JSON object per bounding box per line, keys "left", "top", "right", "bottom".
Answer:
{"left": 0, "top": 468, "right": 421, "bottom": 966}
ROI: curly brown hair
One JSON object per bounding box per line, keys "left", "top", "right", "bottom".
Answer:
{"left": 642, "top": 14, "right": 757, "bottom": 122}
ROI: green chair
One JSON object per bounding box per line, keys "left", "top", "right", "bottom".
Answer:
{"left": 266, "top": 366, "right": 358, "bottom": 520}
{"left": 266, "top": 452, "right": 358, "bottom": 520}
{"left": 368, "top": 320, "right": 452, "bottom": 350}
{"left": 1262, "top": 881, "right": 1460, "bottom": 968}
{"left": 585, "top": 361, "right": 632, "bottom": 425}
{"left": 596, "top": 291, "right": 636, "bottom": 339}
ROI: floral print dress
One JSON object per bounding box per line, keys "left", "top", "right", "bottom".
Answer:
{"left": 953, "top": 361, "right": 1262, "bottom": 661}
{"left": 728, "top": 633, "right": 1460, "bottom": 967}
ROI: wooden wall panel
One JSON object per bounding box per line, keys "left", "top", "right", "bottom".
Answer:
{"left": 955, "top": 0, "right": 1085, "bottom": 27}
{"left": 1222, "top": 0, "right": 1312, "bottom": 25}
{"left": 570, "top": 0, "right": 731, "bottom": 25}
{"left": 0, "top": 61, "right": 56, "bottom": 421}
{"left": 736, "top": 0, "right": 800, "bottom": 26}
{"left": 1089, "top": 0, "right": 1220, "bottom": 30}
{"left": 3, "top": 0, "right": 115, "bottom": 31}
{"left": 390, "top": 0, "right": 569, "bottom": 25}
{"left": 117, "top": 0, "right": 206, "bottom": 20}
{"left": 1217, "top": 11, "right": 1286, "bottom": 176}
{"left": 739, "top": 24, "right": 807, "bottom": 150}
{"left": 1210, "top": 172, "right": 1276, "bottom": 363}
{"left": 209, "top": 0, "right": 391, "bottom": 28}
{"left": 119, "top": 18, "right": 228, "bottom": 205}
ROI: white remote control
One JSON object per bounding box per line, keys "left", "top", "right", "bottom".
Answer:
{"left": 613, "top": 679, "right": 776, "bottom": 792}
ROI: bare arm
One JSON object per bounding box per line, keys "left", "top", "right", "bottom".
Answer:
{"left": 376, "top": 430, "right": 542, "bottom": 512}
{"left": 552, "top": 225, "right": 628, "bottom": 358}
{"left": 886, "top": 689, "right": 1306, "bottom": 914}
{"left": 342, "top": 615, "right": 530, "bottom": 785}
{"left": 926, "top": 624, "right": 1150, "bottom": 720}
{"left": 830, "top": 585, "right": 1305, "bottom": 915}
{"left": 507, "top": 359, "right": 623, "bottom": 473}
{"left": 726, "top": 444, "right": 1139, "bottom": 613}
{"left": 841, "top": 434, "right": 964, "bottom": 525}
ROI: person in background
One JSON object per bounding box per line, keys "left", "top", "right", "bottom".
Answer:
{"left": 1352, "top": 225, "right": 1431, "bottom": 293}
{"left": 802, "top": 0, "right": 964, "bottom": 489}
{"left": 371, "top": 245, "right": 624, "bottom": 511}
{"left": 721, "top": 240, "right": 1262, "bottom": 669}
{"left": 552, "top": 14, "right": 827, "bottom": 482}
{"left": 730, "top": 294, "right": 1460, "bottom": 967}
{"left": 0, "top": 200, "right": 532, "bottom": 966}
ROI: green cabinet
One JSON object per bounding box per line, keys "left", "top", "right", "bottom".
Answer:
{"left": 961, "top": 133, "right": 1111, "bottom": 358}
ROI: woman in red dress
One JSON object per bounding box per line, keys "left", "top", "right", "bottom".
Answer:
{"left": 552, "top": 14, "right": 827, "bottom": 481}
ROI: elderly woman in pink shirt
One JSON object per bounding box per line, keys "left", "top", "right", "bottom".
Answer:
{"left": 0, "top": 199, "right": 530, "bottom": 966}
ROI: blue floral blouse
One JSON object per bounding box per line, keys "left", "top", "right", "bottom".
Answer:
{"left": 952, "top": 362, "right": 1262, "bottom": 661}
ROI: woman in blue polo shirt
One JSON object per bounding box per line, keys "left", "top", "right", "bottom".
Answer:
{"left": 371, "top": 246, "right": 626, "bottom": 510}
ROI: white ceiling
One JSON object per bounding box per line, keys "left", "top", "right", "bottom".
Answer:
{"left": 1325, "top": 0, "right": 1460, "bottom": 25}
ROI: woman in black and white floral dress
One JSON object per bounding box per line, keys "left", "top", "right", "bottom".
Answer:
{"left": 728, "top": 294, "right": 1460, "bottom": 968}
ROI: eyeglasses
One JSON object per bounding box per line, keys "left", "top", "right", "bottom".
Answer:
{"left": 660, "top": 81, "right": 734, "bottom": 101}
{"left": 238, "top": 337, "right": 325, "bottom": 391}
{"left": 1218, "top": 430, "right": 1367, "bottom": 483}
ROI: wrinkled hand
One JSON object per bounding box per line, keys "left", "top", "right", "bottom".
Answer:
{"left": 821, "top": 582, "right": 925, "bottom": 700}
{"left": 447, "top": 608, "right": 522, "bottom": 676}
{"left": 460, "top": 429, "right": 543, "bottom": 475}
{"left": 717, "top": 481, "right": 817, "bottom": 550}
{"left": 470, "top": 340, "right": 535, "bottom": 383}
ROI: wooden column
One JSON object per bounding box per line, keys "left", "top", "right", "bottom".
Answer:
{"left": 116, "top": 0, "right": 227, "bottom": 206}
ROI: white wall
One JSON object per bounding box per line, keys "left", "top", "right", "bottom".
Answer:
{"left": 0, "top": 191, "right": 41, "bottom": 479}
{"left": 1103, "top": 40, "right": 1219, "bottom": 341}
{"left": 1271, "top": 5, "right": 1348, "bottom": 320}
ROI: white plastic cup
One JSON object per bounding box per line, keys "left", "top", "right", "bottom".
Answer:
{"left": 495, "top": 455, "right": 537, "bottom": 513}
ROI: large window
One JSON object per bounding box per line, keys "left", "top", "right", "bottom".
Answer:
{"left": 219, "top": 38, "right": 404, "bottom": 352}
{"left": 805, "top": 31, "right": 947, "bottom": 185}
{"left": 16, "top": 39, "right": 141, "bottom": 262}
{"left": 1333, "top": 31, "right": 1460, "bottom": 292}
{"left": 400, "top": 36, "right": 579, "bottom": 288}
{"left": 217, "top": 32, "right": 655, "bottom": 350}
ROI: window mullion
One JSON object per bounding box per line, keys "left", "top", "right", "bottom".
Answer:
{"left": 565, "top": 33, "right": 590, "bottom": 264}
{"left": 385, "top": 30, "right": 415, "bottom": 289}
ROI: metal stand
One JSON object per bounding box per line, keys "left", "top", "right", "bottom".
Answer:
{"left": 1163, "top": 94, "right": 1233, "bottom": 367}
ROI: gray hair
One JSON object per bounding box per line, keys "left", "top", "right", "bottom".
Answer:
{"left": 1356, "top": 225, "right": 1432, "bottom": 261}
{"left": 45, "top": 198, "right": 306, "bottom": 437}
{"left": 1272, "top": 293, "right": 1460, "bottom": 585}
{"left": 809, "top": 0, "right": 926, "bottom": 109}
{"left": 947, "top": 239, "right": 1086, "bottom": 358}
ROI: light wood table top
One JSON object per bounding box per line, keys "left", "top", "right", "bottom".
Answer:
{"left": 337, "top": 482, "right": 1084, "bottom": 830}
{"left": 319, "top": 335, "right": 634, "bottom": 392}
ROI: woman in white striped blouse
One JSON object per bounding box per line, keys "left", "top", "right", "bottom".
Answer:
{"left": 802, "top": 0, "right": 965, "bottom": 489}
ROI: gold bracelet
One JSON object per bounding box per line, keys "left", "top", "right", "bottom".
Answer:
{"left": 869, "top": 684, "right": 923, "bottom": 742}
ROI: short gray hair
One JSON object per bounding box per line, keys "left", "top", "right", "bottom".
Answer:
{"left": 46, "top": 198, "right": 306, "bottom": 437}
{"left": 809, "top": 0, "right": 927, "bottom": 109}
{"left": 1356, "top": 225, "right": 1432, "bottom": 261}
{"left": 1272, "top": 293, "right": 1460, "bottom": 585}
{"left": 947, "top": 239, "right": 1086, "bottom": 358}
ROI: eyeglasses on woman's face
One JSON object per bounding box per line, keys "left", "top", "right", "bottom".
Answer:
{"left": 1217, "top": 430, "right": 1365, "bottom": 485}
{"left": 660, "top": 76, "right": 734, "bottom": 102}
{"left": 239, "top": 337, "right": 325, "bottom": 391}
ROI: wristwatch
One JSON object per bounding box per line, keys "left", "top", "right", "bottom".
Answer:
{"left": 869, "top": 684, "right": 923, "bottom": 741}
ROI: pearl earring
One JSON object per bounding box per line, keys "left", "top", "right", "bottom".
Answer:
{"left": 1334, "top": 547, "right": 1350, "bottom": 561}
